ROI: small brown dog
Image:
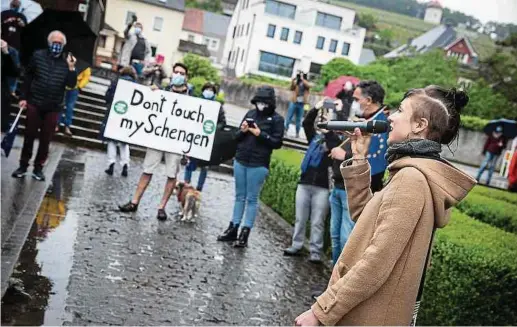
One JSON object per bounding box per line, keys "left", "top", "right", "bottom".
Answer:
{"left": 175, "top": 181, "right": 201, "bottom": 222}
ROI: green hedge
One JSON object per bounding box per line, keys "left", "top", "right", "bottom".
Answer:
{"left": 261, "top": 158, "right": 517, "bottom": 325}
{"left": 419, "top": 210, "right": 517, "bottom": 325}
{"left": 456, "top": 193, "right": 517, "bottom": 234}
{"left": 471, "top": 185, "right": 517, "bottom": 205}
{"left": 461, "top": 115, "right": 490, "bottom": 132}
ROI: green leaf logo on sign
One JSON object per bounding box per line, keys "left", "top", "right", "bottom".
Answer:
{"left": 113, "top": 101, "right": 128, "bottom": 115}
{"left": 203, "top": 120, "right": 216, "bottom": 135}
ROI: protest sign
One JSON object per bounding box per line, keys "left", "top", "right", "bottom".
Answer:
{"left": 104, "top": 79, "right": 220, "bottom": 161}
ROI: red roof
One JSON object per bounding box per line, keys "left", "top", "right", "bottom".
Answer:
{"left": 182, "top": 8, "right": 204, "bottom": 34}
{"left": 427, "top": 0, "right": 442, "bottom": 9}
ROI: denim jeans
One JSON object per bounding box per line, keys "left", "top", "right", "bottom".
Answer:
{"left": 184, "top": 160, "right": 208, "bottom": 191}
{"left": 329, "top": 188, "right": 354, "bottom": 265}
{"left": 477, "top": 152, "right": 499, "bottom": 184}
{"left": 132, "top": 62, "right": 144, "bottom": 76}
{"left": 290, "top": 184, "right": 329, "bottom": 255}
{"left": 231, "top": 161, "right": 269, "bottom": 229}
{"left": 59, "top": 89, "right": 79, "bottom": 127}
{"left": 285, "top": 101, "right": 305, "bottom": 134}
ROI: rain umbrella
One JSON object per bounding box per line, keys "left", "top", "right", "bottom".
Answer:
{"left": 1, "top": 0, "right": 43, "bottom": 23}
{"left": 20, "top": 9, "right": 97, "bottom": 66}
{"left": 323, "top": 75, "right": 360, "bottom": 98}
{"left": 483, "top": 118, "right": 517, "bottom": 139}
{"left": 1, "top": 107, "right": 23, "bottom": 157}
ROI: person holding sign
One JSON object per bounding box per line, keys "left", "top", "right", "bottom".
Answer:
{"left": 183, "top": 82, "right": 226, "bottom": 191}
{"left": 217, "top": 86, "right": 284, "bottom": 247}
{"left": 118, "top": 63, "right": 190, "bottom": 221}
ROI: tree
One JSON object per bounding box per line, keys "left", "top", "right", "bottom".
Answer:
{"left": 185, "top": 0, "right": 222, "bottom": 13}
{"left": 357, "top": 13, "right": 377, "bottom": 31}
{"left": 181, "top": 53, "right": 220, "bottom": 84}
{"left": 377, "top": 28, "right": 394, "bottom": 46}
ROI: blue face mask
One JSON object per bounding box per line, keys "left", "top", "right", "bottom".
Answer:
{"left": 171, "top": 73, "right": 185, "bottom": 86}
{"left": 202, "top": 90, "right": 215, "bottom": 99}
{"left": 49, "top": 42, "right": 63, "bottom": 57}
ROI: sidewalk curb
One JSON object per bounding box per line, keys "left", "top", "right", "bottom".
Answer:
{"left": 1, "top": 145, "right": 65, "bottom": 297}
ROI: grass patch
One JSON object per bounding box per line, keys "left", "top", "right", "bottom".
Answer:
{"left": 271, "top": 149, "right": 304, "bottom": 168}
{"left": 471, "top": 185, "right": 517, "bottom": 205}
{"left": 239, "top": 74, "right": 291, "bottom": 89}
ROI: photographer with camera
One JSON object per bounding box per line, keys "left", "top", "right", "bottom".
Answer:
{"left": 142, "top": 55, "right": 167, "bottom": 88}
{"left": 217, "top": 86, "right": 284, "bottom": 248}
{"left": 283, "top": 98, "right": 343, "bottom": 263}
{"left": 285, "top": 71, "right": 310, "bottom": 138}
{"left": 119, "top": 14, "right": 151, "bottom": 78}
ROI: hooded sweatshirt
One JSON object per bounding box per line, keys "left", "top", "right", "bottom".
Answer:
{"left": 312, "top": 157, "right": 476, "bottom": 326}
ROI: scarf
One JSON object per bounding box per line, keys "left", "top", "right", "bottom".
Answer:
{"left": 301, "top": 134, "right": 326, "bottom": 174}
{"left": 385, "top": 139, "right": 442, "bottom": 165}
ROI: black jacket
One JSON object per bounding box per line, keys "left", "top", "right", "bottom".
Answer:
{"left": 21, "top": 49, "right": 77, "bottom": 111}
{"left": 331, "top": 138, "right": 353, "bottom": 189}
{"left": 299, "top": 108, "right": 341, "bottom": 189}
{"left": 235, "top": 108, "right": 284, "bottom": 168}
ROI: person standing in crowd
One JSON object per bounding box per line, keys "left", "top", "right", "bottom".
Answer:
{"left": 183, "top": 82, "right": 226, "bottom": 192}
{"left": 285, "top": 71, "right": 310, "bottom": 138}
{"left": 56, "top": 62, "right": 91, "bottom": 136}
{"left": 141, "top": 55, "right": 167, "bottom": 88}
{"left": 283, "top": 98, "right": 342, "bottom": 263}
{"left": 295, "top": 86, "right": 475, "bottom": 326}
{"left": 351, "top": 80, "right": 389, "bottom": 192}
{"left": 476, "top": 125, "right": 507, "bottom": 185}
{"left": 335, "top": 81, "right": 355, "bottom": 120}
{"left": 217, "top": 86, "right": 284, "bottom": 247}
{"left": 1, "top": 39, "right": 20, "bottom": 133}
{"left": 118, "top": 63, "right": 189, "bottom": 221}
{"left": 99, "top": 66, "right": 137, "bottom": 177}
{"left": 1, "top": 0, "right": 26, "bottom": 97}
{"left": 119, "top": 15, "right": 151, "bottom": 78}
{"left": 11, "top": 31, "right": 77, "bottom": 181}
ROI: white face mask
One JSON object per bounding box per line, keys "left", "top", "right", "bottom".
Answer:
{"left": 256, "top": 102, "right": 266, "bottom": 111}
{"left": 202, "top": 90, "right": 215, "bottom": 99}
{"left": 134, "top": 27, "right": 142, "bottom": 35}
{"left": 351, "top": 100, "right": 362, "bottom": 116}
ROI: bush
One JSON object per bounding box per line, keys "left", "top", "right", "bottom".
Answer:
{"left": 456, "top": 193, "right": 517, "bottom": 234}
{"left": 419, "top": 210, "right": 517, "bottom": 325}
{"left": 471, "top": 185, "right": 517, "bottom": 205}
{"left": 461, "top": 115, "right": 489, "bottom": 131}
{"left": 181, "top": 53, "right": 220, "bottom": 84}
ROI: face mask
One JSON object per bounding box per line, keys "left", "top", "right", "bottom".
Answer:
{"left": 134, "top": 27, "right": 142, "bottom": 35}
{"left": 49, "top": 42, "right": 63, "bottom": 57}
{"left": 171, "top": 73, "right": 185, "bottom": 86}
{"left": 351, "top": 100, "right": 363, "bottom": 116}
{"left": 202, "top": 90, "right": 215, "bottom": 99}
{"left": 256, "top": 102, "right": 266, "bottom": 111}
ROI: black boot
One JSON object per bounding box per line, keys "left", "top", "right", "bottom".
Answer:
{"left": 105, "top": 163, "right": 114, "bottom": 176}
{"left": 234, "top": 227, "right": 250, "bottom": 248}
{"left": 121, "top": 164, "right": 128, "bottom": 177}
{"left": 217, "top": 222, "right": 239, "bottom": 242}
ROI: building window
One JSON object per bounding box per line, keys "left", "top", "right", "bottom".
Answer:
{"left": 228, "top": 51, "right": 232, "bottom": 62}
{"left": 241, "top": 50, "right": 245, "bottom": 62}
{"left": 309, "top": 62, "right": 322, "bottom": 78}
{"left": 293, "top": 30, "right": 302, "bottom": 44}
{"left": 232, "top": 26, "right": 236, "bottom": 38}
{"left": 329, "top": 39, "right": 337, "bottom": 53}
{"left": 280, "top": 27, "right": 289, "bottom": 41}
{"left": 316, "top": 36, "right": 325, "bottom": 49}
{"left": 258, "top": 51, "right": 295, "bottom": 77}
{"left": 267, "top": 24, "right": 276, "bottom": 38}
{"left": 235, "top": 48, "right": 240, "bottom": 63}
{"left": 210, "top": 39, "right": 219, "bottom": 51}
{"left": 188, "top": 34, "right": 195, "bottom": 42}
{"left": 316, "top": 12, "right": 342, "bottom": 30}
{"left": 342, "top": 42, "right": 350, "bottom": 55}
{"left": 204, "top": 37, "right": 210, "bottom": 45}
{"left": 153, "top": 17, "right": 163, "bottom": 31}
{"left": 265, "top": 0, "right": 296, "bottom": 19}
{"left": 246, "top": 23, "right": 250, "bottom": 35}
{"left": 151, "top": 46, "right": 157, "bottom": 57}
{"left": 98, "top": 35, "right": 107, "bottom": 48}
{"left": 125, "top": 11, "right": 136, "bottom": 25}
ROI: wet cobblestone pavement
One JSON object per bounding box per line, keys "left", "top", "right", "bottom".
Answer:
{"left": 2, "top": 148, "right": 331, "bottom": 326}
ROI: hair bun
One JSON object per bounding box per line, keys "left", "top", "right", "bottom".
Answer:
{"left": 447, "top": 88, "right": 469, "bottom": 113}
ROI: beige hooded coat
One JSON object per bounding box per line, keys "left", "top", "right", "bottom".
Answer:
{"left": 312, "top": 157, "right": 476, "bottom": 326}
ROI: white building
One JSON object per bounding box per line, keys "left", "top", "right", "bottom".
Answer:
{"left": 424, "top": 0, "right": 443, "bottom": 25}
{"left": 222, "top": 0, "right": 366, "bottom": 79}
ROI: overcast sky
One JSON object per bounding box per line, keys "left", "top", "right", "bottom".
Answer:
{"left": 437, "top": 0, "right": 517, "bottom": 24}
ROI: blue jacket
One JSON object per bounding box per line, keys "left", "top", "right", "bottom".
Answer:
{"left": 367, "top": 110, "right": 389, "bottom": 176}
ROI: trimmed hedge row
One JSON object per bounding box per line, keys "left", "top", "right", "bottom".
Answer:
{"left": 456, "top": 193, "right": 517, "bottom": 234}
{"left": 471, "top": 185, "right": 517, "bottom": 206}
{"left": 261, "top": 159, "right": 517, "bottom": 325}
{"left": 419, "top": 210, "right": 517, "bottom": 326}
